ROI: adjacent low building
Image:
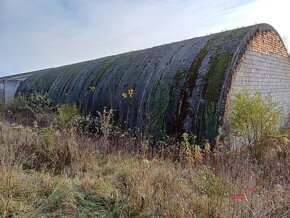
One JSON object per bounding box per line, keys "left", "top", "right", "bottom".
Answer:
{"left": 0, "top": 72, "right": 34, "bottom": 102}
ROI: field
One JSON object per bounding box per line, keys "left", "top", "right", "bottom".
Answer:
{"left": 0, "top": 94, "right": 289, "bottom": 217}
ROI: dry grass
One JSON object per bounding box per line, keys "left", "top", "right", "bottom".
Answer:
{"left": 0, "top": 116, "right": 289, "bottom": 217}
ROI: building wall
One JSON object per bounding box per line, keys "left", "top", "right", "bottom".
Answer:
{"left": 0, "top": 83, "right": 4, "bottom": 103}
{"left": 0, "top": 80, "right": 21, "bottom": 102}
{"left": 227, "top": 31, "right": 290, "bottom": 146}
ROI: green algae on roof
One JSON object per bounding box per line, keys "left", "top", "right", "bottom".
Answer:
{"left": 203, "top": 51, "right": 233, "bottom": 103}
{"left": 148, "top": 82, "right": 170, "bottom": 137}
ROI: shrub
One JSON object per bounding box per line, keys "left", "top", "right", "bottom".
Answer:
{"left": 4, "top": 94, "right": 32, "bottom": 123}
{"left": 57, "top": 104, "right": 80, "bottom": 127}
{"left": 26, "top": 92, "right": 54, "bottom": 114}
{"left": 41, "top": 126, "right": 58, "bottom": 151}
{"left": 229, "top": 90, "right": 282, "bottom": 144}
{"left": 75, "top": 114, "right": 101, "bottom": 134}
{"left": 3, "top": 92, "right": 55, "bottom": 125}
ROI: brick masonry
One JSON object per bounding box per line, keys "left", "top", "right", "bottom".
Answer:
{"left": 248, "top": 31, "right": 288, "bottom": 57}
{"left": 225, "top": 31, "right": 290, "bottom": 147}
{"left": 230, "top": 31, "right": 290, "bottom": 119}
{"left": 226, "top": 31, "right": 290, "bottom": 146}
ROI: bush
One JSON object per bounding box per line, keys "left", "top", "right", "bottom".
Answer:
{"left": 57, "top": 104, "right": 80, "bottom": 127}
{"left": 3, "top": 92, "right": 55, "bottom": 125}
{"left": 229, "top": 90, "right": 282, "bottom": 144}
{"left": 41, "top": 126, "right": 58, "bottom": 151}
{"left": 25, "top": 92, "right": 54, "bottom": 114}
{"left": 75, "top": 114, "right": 101, "bottom": 134}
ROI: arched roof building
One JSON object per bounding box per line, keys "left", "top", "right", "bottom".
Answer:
{"left": 2, "top": 23, "right": 290, "bottom": 141}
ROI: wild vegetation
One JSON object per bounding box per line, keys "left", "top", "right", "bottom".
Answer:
{"left": 0, "top": 92, "right": 289, "bottom": 217}
{"left": 229, "top": 90, "right": 282, "bottom": 145}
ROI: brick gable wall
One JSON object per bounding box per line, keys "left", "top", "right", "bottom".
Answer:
{"left": 249, "top": 31, "right": 288, "bottom": 57}
{"left": 225, "top": 31, "right": 290, "bottom": 146}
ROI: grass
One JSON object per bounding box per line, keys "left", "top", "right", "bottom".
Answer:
{"left": 0, "top": 119, "right": 289, "bottom": 217}
{"left": 0, "top": 96, "right": 290, "bottom": 217}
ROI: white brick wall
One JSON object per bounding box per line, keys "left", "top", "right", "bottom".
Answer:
{"left": 232, "top": 51, "right": 290, "bottom": 121}
{"left": 229, "top": 31, "right": 290, "bottom": 122}
{"left": 227, "top": 31, "right": 290, "bottom": 147}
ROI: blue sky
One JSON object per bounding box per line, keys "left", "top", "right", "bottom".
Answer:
{"left": 0, "top": 0, "right": 289, "bottom": 77}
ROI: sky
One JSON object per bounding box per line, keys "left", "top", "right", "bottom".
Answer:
{"left": 0, "top": 0, "right": 290, "bottom": 77}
